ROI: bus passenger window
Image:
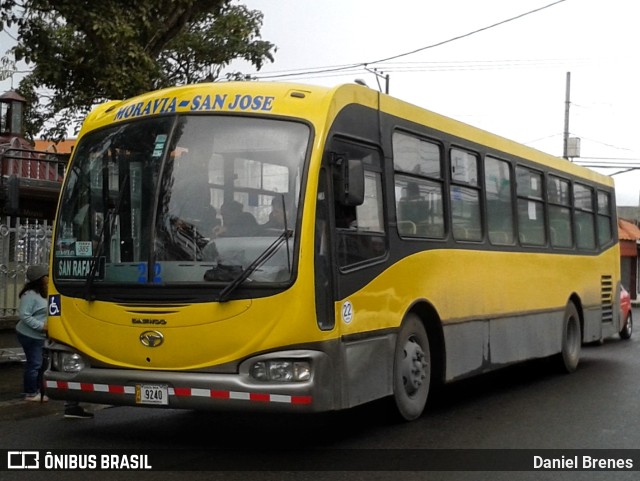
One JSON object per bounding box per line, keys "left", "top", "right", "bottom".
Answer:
{"left": 517, "top": 167, "right": 546, "bottom": 246}
{"left": 450, "top": 148, "right": 481, "bottom": 242}
{"left": 485, "top": 156, "right": 514, "bottom": 245}
{"left": 395, "top": 178, "right": 444, "bottom": 238}
{"left": 574, "top": 183, "right": 596, "bottom": 250}
{"left": 548, "top": 176, "right": 573, "bottom": 248}
{"left": 597, "top": 191, "right": 613, "bottom": 246}
{"left": 392, "top": 132, "right": 444, "bottom": 239}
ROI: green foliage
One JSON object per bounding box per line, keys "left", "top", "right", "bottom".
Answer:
{"left": 0, "top": 0, "right": 276, "bottom": 141}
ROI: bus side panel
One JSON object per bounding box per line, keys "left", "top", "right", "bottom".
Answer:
{"left": 442, "top": 310, "right": 563, "bottom": 382}
{"left": 342, "top": 334, "right": 395, "bottom": 408}
{"left": 488, "top": 311, "right": 563, "bottom": 366}
{"left": 441, "top": 320, "right": 489, "bottom": 381}
{"left": 436, "top": 311, "right": 564, "bottom": 381}
{"left": 338, "top": 247, "right": 618, "bottom": 387}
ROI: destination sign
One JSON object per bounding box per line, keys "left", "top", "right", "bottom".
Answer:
{"left": 55, "top": 257, "right": 105, "bottom": 280}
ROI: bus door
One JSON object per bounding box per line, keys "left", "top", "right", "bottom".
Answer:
{"left": 313, "top": 137, "right": 387, "bottom": 331}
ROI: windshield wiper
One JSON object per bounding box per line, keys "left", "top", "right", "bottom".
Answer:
{"left": 217, "top": 195, "right": 292, "bottom": 302}
{"left": 84, "top": 172, "right": 129, "bottom": 301}
{"left": 217, "top": 228, "right": 293, "bottom": 302}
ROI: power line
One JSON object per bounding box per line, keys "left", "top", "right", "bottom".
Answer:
{"left": 374, "top": 58, "right": 594, "bottom": 73}
{"left": 365, "top": 0, "right": 568, "bottom": 65}
{"left": 573, "top": 159, "right": 640, "bottom": 170}
{"left": 578, "top": 157, "right": 640, "bottom": 162}
{"left": 253, "top": 0, "right": 568, "bottom": 81}
{"left": 574, "top": 136, "right": 637, "bottom": 153}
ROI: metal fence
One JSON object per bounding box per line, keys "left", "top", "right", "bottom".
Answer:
{"left": 0, "top": 141, "right": 67, "bottom": 323}
{"left": 0, "top": 216, "right": 52, "bottom": 320}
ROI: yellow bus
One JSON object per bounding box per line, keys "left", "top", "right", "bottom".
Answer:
{"left": 44, "top": 82, "right": 622, "bottom": 420}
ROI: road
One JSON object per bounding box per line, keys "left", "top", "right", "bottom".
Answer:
{"left": 1, "top": 309, "right": 639, "bottom": 481}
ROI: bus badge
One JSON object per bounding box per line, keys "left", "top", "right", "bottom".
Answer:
{"left": 140, "top": 331, "right": 164, "bottom": 348}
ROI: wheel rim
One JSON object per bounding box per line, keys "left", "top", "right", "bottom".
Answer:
{"left": 401, "top": 335, "right": 428, "bottom": 397}
{"left": 624, "top": 315, "right": 632, "bottom": 337}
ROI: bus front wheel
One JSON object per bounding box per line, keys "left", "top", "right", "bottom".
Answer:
{"left": 393, "top": 314, "right": 431, "bottom": 421}
{"left": 557, "top": 302, "right": 581, "bottom": 373}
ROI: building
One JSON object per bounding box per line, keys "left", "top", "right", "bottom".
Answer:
{"left": 0, "top": 91, "right": 68, "bottom": 324}
{"left": 33, "top": 138, "right": 76, "bottom": 154}
{"left": 618, "top": 217, "right": 640, "bottom": 300}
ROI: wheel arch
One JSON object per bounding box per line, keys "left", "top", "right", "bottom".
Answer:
{"left": 406, "top": 300, "right": 445, "bottom": 387}
{"left": 568, "top": 292, "right": 585, "bottom": 337}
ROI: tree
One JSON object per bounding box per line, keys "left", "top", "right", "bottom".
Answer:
{"left": 0, "top": 0, "right": 276, "bottom": 141}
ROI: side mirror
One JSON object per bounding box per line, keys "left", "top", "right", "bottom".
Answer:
{"left": 334, "top": 156, "right": 364, "bottom": 206}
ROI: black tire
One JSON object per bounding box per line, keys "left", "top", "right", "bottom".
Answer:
{"left": 557, "top": 302, "right": 581, "bottom": 373}
{"left": 393, "top": 314, "right": 430, "bottom": 421}
{"left": 620, "top": 312, "right": 633, "bottom": 340}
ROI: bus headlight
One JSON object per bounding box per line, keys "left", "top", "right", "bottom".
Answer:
{"left": 53, "top": 352, "right": 86, "bottom": 373}
{"left": 250, "top": 360, "right": 311, "bottom": 382}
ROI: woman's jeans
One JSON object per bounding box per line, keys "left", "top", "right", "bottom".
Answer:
{"left": 17, "top": 332, "right": 44, "bottom": 396}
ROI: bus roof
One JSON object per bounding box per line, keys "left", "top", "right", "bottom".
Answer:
{"left": 81, "top": 81, "right": 613, "bottom": 188}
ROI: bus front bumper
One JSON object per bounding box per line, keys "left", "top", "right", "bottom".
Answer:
{"left": 44, "top": 347, "right": 337, "bottom": 413}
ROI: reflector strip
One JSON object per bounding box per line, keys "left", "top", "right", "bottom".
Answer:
{"left": 45, "top": 380, "right": 312, "bottom": 405}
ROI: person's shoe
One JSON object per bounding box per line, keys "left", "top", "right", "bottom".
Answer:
{"left": 24, "top": 394, "right": 48, "bottom": 402}
{"left": 64, "top": 406, "right": 94, "bottom": 419}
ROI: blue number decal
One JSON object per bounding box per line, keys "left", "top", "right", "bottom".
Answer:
{"left": 137, "top": 263, "right": 147, "bottom": 283}
{"left": 153, "top": 263, "right": 162, "bottom": 283}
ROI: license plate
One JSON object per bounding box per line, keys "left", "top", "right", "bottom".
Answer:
{"left": 135, "top": 384, "right": 169, "bottom": 405}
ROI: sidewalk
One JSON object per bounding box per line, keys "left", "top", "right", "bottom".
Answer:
{"left": 0, "top": 359, "right": 67, "bottom": 420}
{"left": 0, "top": 327, "right": 67, "bottom": 420}
{"left": 0, "top": 346, "right": 25, "bottom": 364}
{"left": 0, "top": 322, "right": 22, "bottom": 364}
{"left": 0, "top": 329, "right": 109, "bottom": 420}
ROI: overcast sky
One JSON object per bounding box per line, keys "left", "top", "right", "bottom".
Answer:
{"left": 0, "top": 0, "right": 637, "bottom": 206}
{"left": 235, "top": 0, "right": 640, "bottom": 207}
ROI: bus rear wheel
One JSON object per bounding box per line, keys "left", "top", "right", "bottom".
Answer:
{"left": 557, "top": 302, "right": 581, "bottom": 373}
{"left": 393, "top": 314, "right": 430, "bottom": 421}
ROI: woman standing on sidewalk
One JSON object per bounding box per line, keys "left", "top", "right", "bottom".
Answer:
{"left": 16, "top": 264, "right": 49, "bottom": 402}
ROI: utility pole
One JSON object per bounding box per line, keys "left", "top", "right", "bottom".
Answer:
{"left": 563, "top": 72, "right": 571, "bottom": 160}
{"left": 365, "top": 67, "right": 390, "bottom": 94}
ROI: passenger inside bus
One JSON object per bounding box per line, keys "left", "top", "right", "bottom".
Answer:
{"left": 170, "top": 148, "right": 219, "bottom": 239}
{"left": 217, "top": 200, "right": 258, "bottom": 236}
{"left": 397, "top": 182, "right": 429, "bottom": 235}
{"left": 261, "top": 197, "right": 286, "bottom": 231}
{"left": 175, "top": 183, "right": 219, "bottom": 237}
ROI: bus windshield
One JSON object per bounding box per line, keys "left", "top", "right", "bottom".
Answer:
{"left": 53, "top": 115, "right": 309, "bottom": 290}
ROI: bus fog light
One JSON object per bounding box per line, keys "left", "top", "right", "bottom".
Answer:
{"left": 250, "top": 360, "right": 311, "bottom": 382}
{"left": 54, "top": 352, "right": 85, "bottom": 373}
